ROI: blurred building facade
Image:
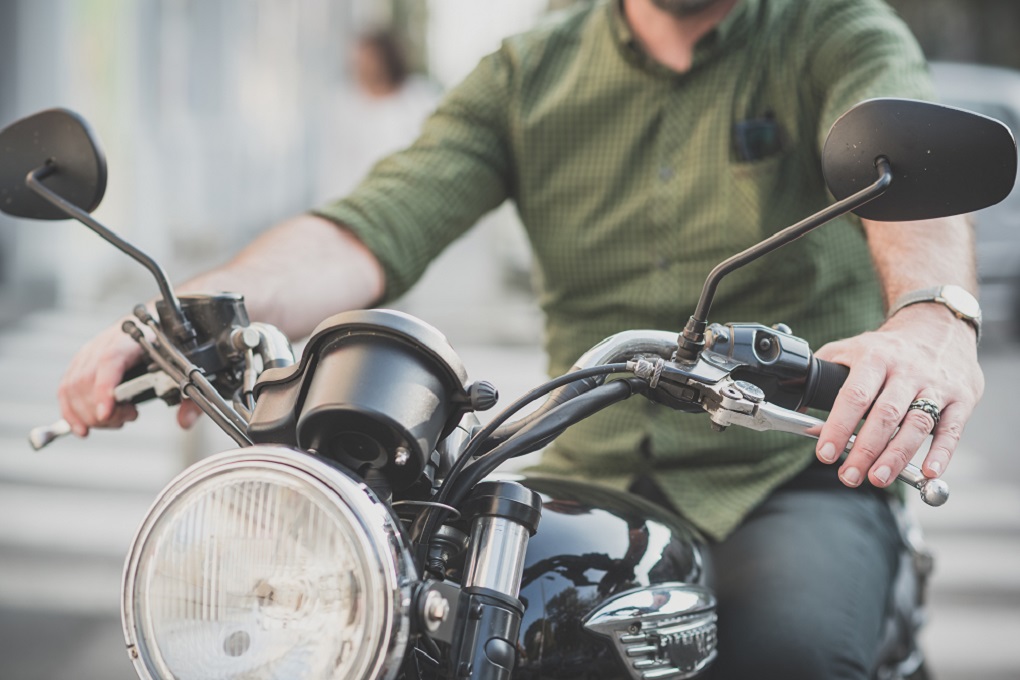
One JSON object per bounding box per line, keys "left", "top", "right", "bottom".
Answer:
{"left": 0, "top": 0, "right": 553, "bottom": 326}
{"left": 0, "top": 0, "right": 367, "bottom": 316}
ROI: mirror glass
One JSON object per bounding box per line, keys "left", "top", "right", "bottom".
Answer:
{"left": 822, "top": 98, "right": 1017, "bottom": 221}
{"left": 0, "top": 108, "right": 107, "bottom": 220}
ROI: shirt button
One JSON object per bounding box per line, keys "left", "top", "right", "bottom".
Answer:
{"left": 659, "top": 165, "right": 674, "bottom": 181}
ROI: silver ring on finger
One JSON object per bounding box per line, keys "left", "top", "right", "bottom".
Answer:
{"left": 907, "top": 397, "right": 942, "bottom": 433}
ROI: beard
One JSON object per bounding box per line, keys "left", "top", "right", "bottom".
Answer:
{"left": 651, "top": 0, "right": 729, "bottom": 17}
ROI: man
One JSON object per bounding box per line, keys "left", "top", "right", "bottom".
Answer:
{"left": 58, "top": 0, "right": 982, "bottom": 677}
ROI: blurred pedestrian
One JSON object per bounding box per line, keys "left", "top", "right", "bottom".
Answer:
{"left": 313, "top": 29, "right": 440, "bottom": 202}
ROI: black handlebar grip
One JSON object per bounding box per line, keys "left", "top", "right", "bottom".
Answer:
{"left": 803, "top": 357, "right": 850, "bottom": 412}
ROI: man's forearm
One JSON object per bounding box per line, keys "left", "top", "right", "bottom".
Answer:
{"left": 180, "top": 213, "right": 385, "bottom": 339}
{"left": 862, "top": 215, "right": 978, "bottom": 308}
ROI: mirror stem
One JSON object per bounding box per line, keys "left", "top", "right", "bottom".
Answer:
{"left": 676, "top": 157, "right": 893, "bottom": 361}
{"left": 26, "top": 163, "right": 195, "bottom": 344}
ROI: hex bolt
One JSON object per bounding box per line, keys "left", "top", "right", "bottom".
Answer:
{"left": 732, "top": 380, "right": 766, "bottom": 403}
{"left": 423, "top": 590, "right": 450, "bottom": 632}
{"left": 721, "top": 386, "right": 742, "bottom": 400}
{"left": 394, "top": 446, "right": 411, "bottom": 466}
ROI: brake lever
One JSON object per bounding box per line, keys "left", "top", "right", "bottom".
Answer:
{"left": 28, "top": 419, "right": 72, "bottom": 451}
{"left": 28, "top": 371, "right": 181, "bottom": 451}
{"left": 701, "top": 377, "right": 949, "bottom": 507}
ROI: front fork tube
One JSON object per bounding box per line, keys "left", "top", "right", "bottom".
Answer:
{"left": 448, "top": 481, "right": 542, "bottom": 680}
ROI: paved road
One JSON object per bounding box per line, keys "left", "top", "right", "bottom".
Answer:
{"left": 0, "top": 303, "right": 1017, "bottom": 679}
{"left": 918, "top": 338, "right": 1020, "bottom": 679}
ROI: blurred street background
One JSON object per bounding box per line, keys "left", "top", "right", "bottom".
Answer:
{"left": 1, "top": 1, "right": 1019, "bottom": 678}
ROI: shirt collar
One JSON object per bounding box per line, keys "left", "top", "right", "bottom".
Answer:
{"left": 607, "top": 0, "right": 757, "bottom": 75}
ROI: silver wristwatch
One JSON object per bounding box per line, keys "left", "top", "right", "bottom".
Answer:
{"left": 886, "top": 284, "right": 982, "bottom": 343}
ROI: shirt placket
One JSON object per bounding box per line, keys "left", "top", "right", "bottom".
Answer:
{"left": 649, "top": 80, "right": 695, "bottom": 317}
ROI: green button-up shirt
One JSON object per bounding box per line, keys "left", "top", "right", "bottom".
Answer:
{"left": 314, "top": 0, "right": 933, "bottom": 540}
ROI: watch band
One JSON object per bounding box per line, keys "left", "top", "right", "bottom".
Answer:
{"left": 887, "top": 284, "right": 982, "bottom": 343}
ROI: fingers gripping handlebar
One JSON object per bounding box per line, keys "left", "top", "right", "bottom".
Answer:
{"left": 799, "top": 357, "right": 948, "bottom": 506}
{"left": 28, "top": 364, "right": 176, "bottom": 451}
{"left": 790, "top": 353, "right": 947, "bottom": 506}
{"left": 29, "top": 302, "right": 295, "bottom": 451}
{"left": 702, "top": 379, "right": 949, "bottom": 507}
{"left": 574, "top": 326, "right": 949, "bottom": 507}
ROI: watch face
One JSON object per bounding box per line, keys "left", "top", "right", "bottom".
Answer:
{"left": 941, "top": 285, "right": 982, "bottom": 320}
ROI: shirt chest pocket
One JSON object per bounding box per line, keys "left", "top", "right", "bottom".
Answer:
{"left": 725, "top": 151, "right": 792, "bottom": 248}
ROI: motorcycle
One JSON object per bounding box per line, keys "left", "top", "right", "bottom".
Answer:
{"left": 0, "top": 98, "right": 1015, "bottom": 680}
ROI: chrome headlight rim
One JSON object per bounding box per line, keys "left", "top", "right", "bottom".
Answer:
{"left": 122, "top": 445, "right": 416, "bottom": 680}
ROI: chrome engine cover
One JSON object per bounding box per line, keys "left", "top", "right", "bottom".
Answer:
{"left": 583, "top": 584, "right": 717, "bottom": 679}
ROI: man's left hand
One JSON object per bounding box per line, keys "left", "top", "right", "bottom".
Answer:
{"left": 812, "top": 303, "right": 983, "bottom": 488}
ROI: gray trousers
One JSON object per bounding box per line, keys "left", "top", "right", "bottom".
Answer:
{"left": 632, "top": 461, "right": 903, "bottom": 679}
{"left": 704, "top": 462, "right": 902, "bottom": 679}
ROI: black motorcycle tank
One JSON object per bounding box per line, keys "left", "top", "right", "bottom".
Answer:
{"left": 505, "top": 474, "right": 713, "bottom": 680}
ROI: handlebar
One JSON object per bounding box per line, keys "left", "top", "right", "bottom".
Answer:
{"left": 561, "top": 327, "right": 950, "bottom": 507}
{"left": 32, "top": 314, "right": 949, "bottom": 507}
{"left": 803, "top": 357, "right": 851, "bottom": 411}
{"left": 29, "top": 305, "right": 295, "bottom": 452}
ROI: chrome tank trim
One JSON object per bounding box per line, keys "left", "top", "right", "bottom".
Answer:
{"left": 583, "top": 583, "right": 718, "bottom": 680}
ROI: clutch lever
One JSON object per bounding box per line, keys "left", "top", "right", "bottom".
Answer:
{"left": 28, "top": 370, "right": 181, "bottom": 451}
{"left": 701, "top": 377, "right": 949, "bottom": 507}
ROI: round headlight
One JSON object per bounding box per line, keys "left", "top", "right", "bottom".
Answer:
{"left": 122, "top": 447, "right": 415, "bottom": 680}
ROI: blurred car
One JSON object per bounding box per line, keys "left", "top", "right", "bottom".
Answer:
{"left": 930, "top": 61, "right": 1020, "bottom": 335}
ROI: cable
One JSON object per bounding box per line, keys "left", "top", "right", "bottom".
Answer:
{"left": 444, "top": 378, "right": 644, "bottom": 508}
{"left": 441, "top": 363, "right": 629, "bottom": 500}
{"left": 413, "top": 367, "right": 636, "bottom": 560}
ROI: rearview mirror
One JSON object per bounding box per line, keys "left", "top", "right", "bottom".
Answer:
{"left": 0, "top": 108, "right": 107, "bottom": 220}
{"left": 0, "top": 108, "right": 194, "bottom": 342}
{"left": 822, "top": 98, "right": 1017, "bottom": 221}
{"left": 680, "top": 98, "right": 1017, "bottom": 358}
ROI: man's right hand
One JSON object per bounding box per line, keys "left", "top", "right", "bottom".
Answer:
{"left": 57, "top": 322, "right": 145, "bottom": 437}
{"left": 58, "top": 320, "right": 209, "bottom": 436}
{"left": 55, "top": 214, "right": 386, "bottom": 438}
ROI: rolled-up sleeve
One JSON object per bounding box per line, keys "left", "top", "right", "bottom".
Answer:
{"left": 806, "top": 0, "right": 934, "bottom": 151}
{"left": 312, "top": 48, "right": 516, "bottom": 302}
